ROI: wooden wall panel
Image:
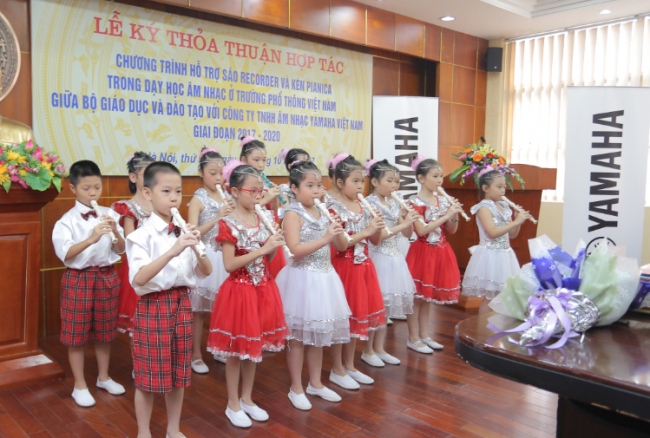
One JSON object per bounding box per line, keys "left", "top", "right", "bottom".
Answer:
{"left": 477, "top": 38, "right": 489, "bottom": 71}
{"left": 289, "top": 0, "right": 329, "bottom": 36}
{"left": 0, "top": 234, "right": 28, "bottom": 344}
{"left": 440, "top": 27, "right": 454, "bottom": 64}
{"left": 42, "top": 269, "right": 64, "bottom": 337}
{"left": 372, "top": 57, "right": 399, "bottom": 96}
{"left": 243, "top": 0, "right": 288, "bottom": 27}
{"left": 476, "top": 70, "right": 487, "bottom": 107}
{"left": 438, "top": 102, "right": 452, "bottom": 147}
{"left": 395, "top": 15, "right": 423, "bottom": 58}
{"left": 454, "top": 32, "right": 478, "bottom": 69}
{"left": 0, "top": 54, "right": 32, "bottom": 128}
{"left": 0, "top": 0, "right": 29, "bottom": 50}
{"left": 41, "top": 199, "right": 74, "bottom": 270}
{"left": 437, "top": 62, "right": 453, "bottom": 102}
{"left": 400, "top": 62, "right": 424, "bottom": 96}
{"left": 452, "top": 66, "right": 476, "bottom": 106}
{"left": 451, "top": 104, "right": 476, "bottom": 146}
{"left": 475, "top": 106, "right": 486, "bottom": 140}
{"left": 330, "top": 0, "right": 365, "bottom": 45}
{"left": 191, "top": 0, "right": 242, "bottom": 17}
{"left": 367, "top": 6, "right": 395, "bottom": 50}
{"left": 154, "top": 0, "right": 188, "bottom": 6}
{"left": 424, "top": 24, "right": 441, "bottom": 62}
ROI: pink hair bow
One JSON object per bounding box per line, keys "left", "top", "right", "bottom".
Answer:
{"left": 410, "top": 155, "right": 427, "bottom": 171}
{"left": 240, "top": 136, "right": 257, "bottom": 147}
{"left": 279, "top": 148, "right": 290, "bottom": 162}
{"left": 365, "top": 158, "right": 379, "bottom": 174}
{"left": 222, "top": 159, "right": 244, "bottom": 182}
{"left": 330, "top": 152, "right": 350, "bottom": 169}
{"left": 199, "top": 147, "right": 219, "bottom": 159}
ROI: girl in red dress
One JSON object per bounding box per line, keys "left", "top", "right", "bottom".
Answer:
{"left": 110, "top": 152, "right": 154, "bottom": 337}
{"left": 326, "top": 153, "right": 386, "bottom": 390}
{"left": 238, "top": 136, "right": 286, "bottom": 278}
{"left": 405, "top": 156, "right": 463, "bottom": 352}
{"left": 207, "top": 160, "right": 289, "bottom": 429}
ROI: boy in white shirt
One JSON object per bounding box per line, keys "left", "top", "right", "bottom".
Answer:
{"left": 126, "top": 162, "right": 212, "bottom": 438}
{"left": 52, "top": 160, "right": 127, "bottom": 408}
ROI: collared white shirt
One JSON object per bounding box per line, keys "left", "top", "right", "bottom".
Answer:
{"left": 52, "top": 200, "right": 124, "bottom": 270}
{"left": 126, "top": 211, "right": 207, "bottom": 296}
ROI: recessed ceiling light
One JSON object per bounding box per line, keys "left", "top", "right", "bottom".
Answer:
{"left": 440, "top": 16, "right": 455, "bottom": 22}
{"left": 599, "top": 9, "right": 611, "bottom": 14}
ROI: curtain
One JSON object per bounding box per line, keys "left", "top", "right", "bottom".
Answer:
{"left": 505, "top": 16, "right": 650, "bottom": 201}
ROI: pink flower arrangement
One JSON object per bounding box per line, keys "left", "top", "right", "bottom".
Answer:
{"left": 0, "top": 140, "right": 67, "bottom": 192}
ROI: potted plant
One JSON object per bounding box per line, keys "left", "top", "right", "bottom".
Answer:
{"left": 449, "top": 142, "right": 525, "bottom": 190}
{"left": 0, "top": 140, "right": 67, "bottom": 192}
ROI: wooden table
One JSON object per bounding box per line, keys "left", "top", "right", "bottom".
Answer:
{"left": 455, "top": 313, "right": 650, "bottom": 437}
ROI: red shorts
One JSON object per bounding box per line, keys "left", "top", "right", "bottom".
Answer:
{"left": 131, "top": 287, "right": 193, "bottom": 394}
{"left": 59, "top": 267, "right": 120, "bottom": 347}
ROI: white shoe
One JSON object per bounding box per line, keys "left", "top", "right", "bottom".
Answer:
{"left": 213, "top": 353, "right": 227, "bottom": 364}
{"left": 165, "top": 434, "right": 186, "bottom": 438}
{"left": 191, "top": 359, "right": 209, "bottom": 374}
{"left": 225, "top": 407, "right": 252, "bottom": 428}
{"left": 239, "top": 399, "right": 269, "bottom": 422}
{"left": 71, "top": 388, "right": 96, "bottom": 407}
{"left": 288, "top": 390, "right": 312, "bottom": 410}
{"left": 345, "top": 369, "right": 374, "bottom": 385}
{"left": 386, "top": 317, "right": 393, "bottom": 325}
{"left": 391, "top": 315, "right": 407, "bottom": 321}
{"left": 96, "top": 378, "right": 125, "bottom": 395}
{"left": 306, "top": 384, "right": 341, "bottom": 402}
{"left": 407, "top": 340, "right": 434, "bottom": 354}
{"left": 376, "top": 353, "right": 401, "bottom": 365}
{"left": 360, "top": 352, "right": 385, "bottom": 368}
{"left": 131, "top": 370, "right": 135, "bottom": 380}
{"left": 422, "top": 337, "right": 444, "bottom": 350}
{"left": 329, "top": 371, "right": 360, "bottom": 390}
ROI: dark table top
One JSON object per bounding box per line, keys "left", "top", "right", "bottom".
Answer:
{"left": 455, "top": 312, "right": 650, "bottom": 420}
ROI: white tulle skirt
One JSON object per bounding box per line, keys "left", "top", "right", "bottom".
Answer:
{"left": 461, "top": 245, "right": 520, "bottom": 300}
{"left": 396, "top": 233, "right": 411, "bottom": 258}
{"left": 369, "top": 251, "right": 415, "bottom": 317}
{"left": 275, "top": 266, "right": 351, "bottom": 347}
{"left": 191, "top": 249, "right": 228, "bottom": 312}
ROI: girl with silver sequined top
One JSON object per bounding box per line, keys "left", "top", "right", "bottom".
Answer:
{"left": 405, "top": 156, "right": 464, "bottom": 353}
{"left": 365, "top": 159, "right": 421, "bottom": 365}
{"left": 461, "top": 170, "right": 531, "bottom": 314}
{"left": 326, "top": 153, "right": 387, "bottom": 390}
{"left": 277, "top": 147, "right": 311, "bottom": 218}
{"left": 187, "top": 147, "right": 234, "bottom": 373}
{"left": 206, "top": 162, "right": 289, "bottom": 429}
{"left": 275, "top": 161, "right": 352, "bottom": 411}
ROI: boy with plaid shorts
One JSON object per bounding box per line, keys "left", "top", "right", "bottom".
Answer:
{"left": 126, "top": 162, "right": 212, "bottom": 438}
{"left": 52, "top": 160, "right": 127, "bottom": 407}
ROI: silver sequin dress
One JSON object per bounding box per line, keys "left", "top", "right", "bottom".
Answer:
{"left": 191, "top": 188, "right": 230, "bottom": 312}
{"left": 275, "top": 202, "right": 351, "bottom": 346}
{"left": 366, "top": 195, "right": 415, "bottom": 317}
{"left": 461, "top": 200, "right": 520, "bottom": 300}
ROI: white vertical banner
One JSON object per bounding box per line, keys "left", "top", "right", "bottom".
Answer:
{"left": 372, "top": 96, "right": 438, "bottom": 198}
{"left": 563, "top": 87, "right": 650, "bottom": 260}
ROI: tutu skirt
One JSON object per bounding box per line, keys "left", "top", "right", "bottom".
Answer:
{"left": 207, "top": 278, "right": 288, "bottom": 362}
{"left": 276, "top": 266, "right": 351, "bottom": 346}
{"left": 332, "top": 257, "right": 385, "bottom": 340}
{"left": 117, "top": 260, "right": 138, "bottom": 333}
{"left": 462, "top": 246, "right": 520, "bottom": 300}
{"left": 406, "top": 240, "right": 460, "bottom": 304}
{"left": 190, "top": 249, "right": 228, "bottom": 312}
{"left": 396, "top": 234, "right": 411, "bottom": 258}
{"left": 369, "top": 251, "right": 415, "bottom": 317}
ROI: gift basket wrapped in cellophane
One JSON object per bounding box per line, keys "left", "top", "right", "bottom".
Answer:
{"left": 488, "top": 235, "right": 639, "bottom": 349}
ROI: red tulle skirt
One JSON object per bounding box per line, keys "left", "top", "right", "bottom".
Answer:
{"left": 331, "top": 256, "right": 385, "bottom": 340}
{"left": 117, "top": 260, "right": 139, "bottom": 333}
{"left": 268, "top": 249, "right": 286, "bottom": 278}
{"left": 406, "top": 239, "right": 460, "bottom": 304}
{"left": 207, "top": 278, "right": 288, "bottom": 362}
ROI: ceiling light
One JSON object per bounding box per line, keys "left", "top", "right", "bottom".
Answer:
{"left": 440, "top": 16, "right": 455, "bottom": 22}
{"left": 599, "top": 9, "right": 611, "bottom": 14}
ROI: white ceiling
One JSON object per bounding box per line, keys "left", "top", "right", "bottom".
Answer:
{"left": 353, "top": 0, "right": 650, "bottom": 40}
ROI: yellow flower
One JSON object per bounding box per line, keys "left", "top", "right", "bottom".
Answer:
{"left": 6, "top": 151, "right": 26, "bottom": 164}
{"left": 41, "top": 161, "right": 54, "bottom": 177}
{"left": 0, "top": 165, "right": 8, "bottom": 184}
{"left": 19, "top": 169, "right": 27, "bottom": 177}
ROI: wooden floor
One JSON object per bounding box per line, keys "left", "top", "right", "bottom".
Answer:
{"left": 0, "top": 306, "right": 557, "bottom": 438}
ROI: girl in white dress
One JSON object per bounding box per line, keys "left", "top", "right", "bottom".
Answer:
{"left": 364, "top": 159, "right": 420, "bottom": 366}
{"left": 187, "top": 147, "right": 233, "bottom": 372}
{"left": 275, "top": 161, "right": 351, "bottom": 411}
{"left": 461, "top": 170, "right": 531, "bottom": 314}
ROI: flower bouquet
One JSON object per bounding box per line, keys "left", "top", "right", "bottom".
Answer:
{"left": 488, "top": 235, "right": 639, "bottom": 349}
{"left": 0, "top": 140, "right": 67, "bottom": 192}
{"left": 449, "top": 143, "right": 525, "bottom": 190}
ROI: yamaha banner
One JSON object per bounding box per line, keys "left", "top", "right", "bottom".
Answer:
{"left": 372, "top": 96, "right": 439, "bottom": 199}
{"left": 563, "top": 87, "right": 650, "bottom": 260}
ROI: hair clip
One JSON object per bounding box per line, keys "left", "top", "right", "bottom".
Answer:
{"left": 199, "top": 147, "right": 219, "bottom": 159}
{"left": 279, "top": 148, "right": 290, "bottom": 162}
{"left": 365, "top": 158, "right": 379, "bottom": 174}
{"left": 410, "top": 155, "right": 427, "bottom": 171}
{"left": 330, "top": 152, "right": 350, "bottom": 168}
{"left": 201, "top": 158, "right": 225, "bottom": 167}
